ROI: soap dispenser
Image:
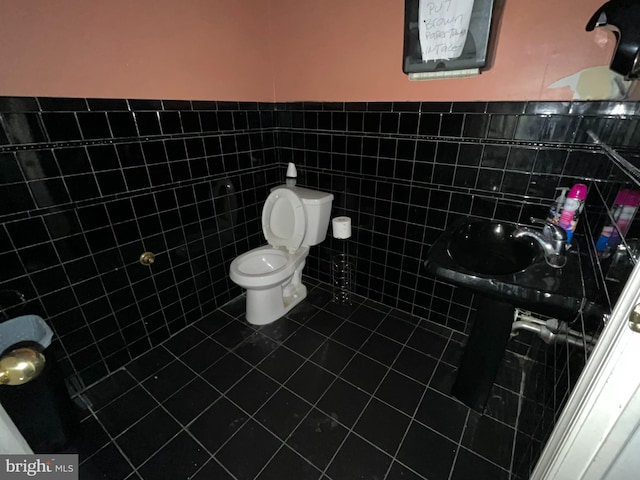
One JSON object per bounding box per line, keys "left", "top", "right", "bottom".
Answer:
{"left": 586, "top": 0, "right": 640, "bottom": 79}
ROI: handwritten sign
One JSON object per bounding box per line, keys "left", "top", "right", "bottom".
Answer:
{"left": 418, "top": 0, "right": 474, "bottom": 62}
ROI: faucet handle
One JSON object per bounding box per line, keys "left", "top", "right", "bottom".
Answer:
{"left": 529, "top": 217, "right": 567, "bottom": 241}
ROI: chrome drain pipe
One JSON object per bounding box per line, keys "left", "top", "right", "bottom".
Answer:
{"left": 511, "top": 309, "right": 596, "bottom": 351}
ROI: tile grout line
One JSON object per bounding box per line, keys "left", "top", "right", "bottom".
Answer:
{"left": 148, "top": 286, "right": 344, "bottom": 478}
{"left": 81, "top": 281, "right": 520, "bottom": 480}
{"left": 446, "top": 408, "right": 472, "bottom": 480}
{"left": 312, "top": 311, "right": 394, "bottom": 479}
{"left": 210, "top": 293, "right": 391, "bottom": 479}
{"left": 79, "top": 316, "right": 242, "bottom": 476}
{"left": 78, "top": 401, "right": 143, "bottom": 477}
{"left": 380, "top": 325, "right": 457, "bottom": 480}
{"left": 315, "top": 304, "right": 460, "bottom": 480}
{"left": 248, "top": 298, "right": 383, "bottom": 479}
{"left": 89, "top": 286, "right": 461, "bottom": 478}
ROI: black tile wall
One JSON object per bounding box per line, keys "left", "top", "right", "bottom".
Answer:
{"left": 276, "top": 101, "right": 640, "bottom": 333}
{"left": 2, "top": 96, "right": 640, "bottom": 408}
{"left": 271, "top": 100, "right": 640, "bottom": 480}
{"left": 0, "top": 97, "right": 278, "bottom": 389}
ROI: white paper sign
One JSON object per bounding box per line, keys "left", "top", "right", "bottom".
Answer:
{"left": 418, "top": 0, "right": 474, "bottom": 62}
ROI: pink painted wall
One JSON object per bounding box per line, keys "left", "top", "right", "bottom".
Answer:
{"left": 269, "top": 0, "right": 614, "bottom": 101}
{"left": 0, "top": 1, "right": 275, "bottom": 101}
{"left": 0, "top": 1, "right": 615, "bottom": 101}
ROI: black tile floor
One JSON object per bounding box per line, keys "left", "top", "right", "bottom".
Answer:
{"left": 69, "top": 281, "right": 522, "bottom": 480}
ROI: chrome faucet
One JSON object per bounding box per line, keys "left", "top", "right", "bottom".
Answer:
{"left": 513, "top": 217, "right": 567, "bottom": 268}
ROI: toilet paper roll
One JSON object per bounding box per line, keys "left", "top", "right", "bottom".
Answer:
{"left": 332, "top": 216, "right": 352, "bottom": 239}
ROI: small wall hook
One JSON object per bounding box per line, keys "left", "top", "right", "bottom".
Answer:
{"left": 139, "top": 252, "right": 156, "bottom": 266}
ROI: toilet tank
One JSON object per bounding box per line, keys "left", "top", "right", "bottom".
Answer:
{"left": 293, "top": 187, "right": 334, "bottom": 245}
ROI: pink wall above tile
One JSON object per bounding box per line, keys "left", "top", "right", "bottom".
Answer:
{"left": 0, "top": 0, "right": 615, "bottom": 101}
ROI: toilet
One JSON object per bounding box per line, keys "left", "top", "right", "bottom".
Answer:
{"left": 229, "top": 185, "right": 334, "bottom": 325}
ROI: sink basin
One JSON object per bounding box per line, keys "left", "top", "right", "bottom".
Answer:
{"left": 425, "top": 218, "right": 595, "bottom": 412}
{"left": 448, "top": 222, "right": 537, "bottom": 275}
{"left": 424, "top": 218, "right": 583, "bottom": 318}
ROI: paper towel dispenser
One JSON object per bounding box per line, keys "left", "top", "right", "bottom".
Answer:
{"left": 586, "top": 0, "right": 640, "bottom": 79}
{"left": 403, "top": 0, "right": 500, "bottom": 79}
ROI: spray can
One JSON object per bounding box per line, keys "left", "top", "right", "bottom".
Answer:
{"left": 596, "top": 189, "right": 640, "bottom": 253}
{"left": 558, "top": 184, "right": 588, "bottom": 244}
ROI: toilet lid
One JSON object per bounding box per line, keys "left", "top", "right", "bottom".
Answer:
{"left": 262, "top": 188, "right": 306, "bottom": 252}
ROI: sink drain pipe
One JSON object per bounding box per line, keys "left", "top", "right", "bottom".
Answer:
{"left": 511, "top": 309, "right": 596, "bottom": 351}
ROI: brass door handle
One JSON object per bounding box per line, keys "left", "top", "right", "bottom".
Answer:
{"left": 629, "top": 304, "right": 640, "bottom": 332}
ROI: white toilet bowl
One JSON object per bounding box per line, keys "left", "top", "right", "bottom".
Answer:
{"left": 229, "top": 245, "right": 309, "bottom": 325}
{"left": 229, "top": 185, "right": 333, "bottom": 326}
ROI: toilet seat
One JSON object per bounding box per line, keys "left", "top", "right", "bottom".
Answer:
{"left": 262, "top": 188, "right": 306, "bottom": 253}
